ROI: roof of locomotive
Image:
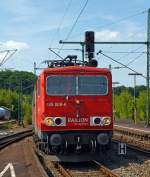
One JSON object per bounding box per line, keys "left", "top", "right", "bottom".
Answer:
{"left": 40, "top": 66, "right": 111, "bottom": 75}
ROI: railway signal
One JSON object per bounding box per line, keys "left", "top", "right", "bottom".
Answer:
{"left": 85, "top": 31, "right": 95, "bottom": 61}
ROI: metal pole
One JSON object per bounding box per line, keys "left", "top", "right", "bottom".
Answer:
{"left": 34, "top": 62, "right": 36, "bottom": 75}
{"left": 128, "top": 73, "right": 142, "bottom": 124}
{"left": 146, "top": 8, "right": 150, "bottom": 126}
{"left": 112, "top": 82, "right": 120, "bottom": 120}
{"left": 17, "top": 93, "right": 20, "bottom": 125}
{"left": 20, "top": 79, "right": 23, "bottom": 126}
{"left": 113, "top": 86, "right": 115, "bottom": 120}
{"left": 60, "top": 40, "right": 149, "bottom": 45}
{"left": 81, "top": 43, "right": 85, "bottom": 63}
{"left": 133, "top": 75, "right": 137, "bottom": 124}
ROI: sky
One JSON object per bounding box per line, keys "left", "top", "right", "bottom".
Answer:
{"left": 0, "top": 0, "right": 150, "bottom": 86}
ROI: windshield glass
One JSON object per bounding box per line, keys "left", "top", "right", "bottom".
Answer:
{"left": 78, "top": 76, "right": 107, "bottom": 95}
{"left": 46, "top": 75, "right": 108, "bottom": 96}
{"left": 46, "top": 76, "right": 76, "bottom": 95}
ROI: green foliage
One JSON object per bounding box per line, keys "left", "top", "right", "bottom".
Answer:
{"left": 22, "top": 96, "right": 32, "bottom": 125}
{"left": 1, "top": 122, "right": 12, "bottom": 129}
{"left": 0, "top": 70, "right": 35, "bottom": 125}
{"left": 114, "top": 85, "right": 146, "bottom": 97}
{"left": 114, "top": 87, "right": 147, "bottom": 122}
{"left": 115, "top": 90, "right": 133, "bottom": 120}
{"left": 0, "top": 70, "right": 36, "bottom": 94}
{"left": 0, "top": 89, "right": 32, "bottom": 125}
{"left": 136, "top": 91, "right": 146, "bottom": 121}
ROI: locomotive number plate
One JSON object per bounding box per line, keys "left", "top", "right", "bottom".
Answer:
{"left": 46, "top": 102, "right": 67, "bottom": 107}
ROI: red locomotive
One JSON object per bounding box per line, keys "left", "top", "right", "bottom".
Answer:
{"left": 32, "top": 31, "right": 113, "bottom": 161}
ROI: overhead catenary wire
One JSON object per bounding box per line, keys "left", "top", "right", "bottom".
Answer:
{"left": 98, "top": 45, "right": 145, "bottom": 68}
{"left": 56, "top": 0, "right": 89, "bottom": 58}
{"left": 116, "top": 45, "right": 145, "bottom": 62}
{"left": 71, "top": 9, "right": 147, "bottom": 40}
{"left": 49, "top": 47, "right": 82, "bottom": 51}
{"left": 49, "top": 0, "right": 73, "bottom": 49}
{"left": 97, "top": 50, "right": 146, "bottom": 79}
{"left": 0, "top": 51, "right": 10, "bottom": 66}
{"left": 103, "top": 51, "right": 145, "bottom": 69}
{"left": 126, "top": 52, "right": 145, "bottom": 66}
{"left": 2, "top": 50, "right": 17, "bottom": 66}
{"left": 0, "top": 49, "right": 17, "bottom": 67}
{"left": 101, "top": 51, "right": 146, "bottom": 54}
{"left": 64, "top": 0, "right": 89, "bottom": 42}
{"left": 111, "top": 52, "right": 145, "bottom": 68}
{"left": 97, "top": 10, "right": 147, "bottom": 29}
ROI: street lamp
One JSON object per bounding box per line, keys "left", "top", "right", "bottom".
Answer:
{"left": 128, "top": 73, "right": 142, "bottom": 124}
{"left": 112, "top": 82, "right": 120, "bottom": 120}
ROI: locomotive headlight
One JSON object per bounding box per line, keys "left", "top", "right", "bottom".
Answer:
{"left": 90, "top": 116, "right": 102, "bottom": 126}
{"left": 54, "top": 117, "right": 66, "bottom": 126}
{"left": 94, "top": 117, "right": 101, "bottom": 125}
{"left": 44, "top": 117, "right": 66, "bottom": 126}
{"left": 101, "top": 117, "right": 111, "bottom": 126}
{"left": 44, "top": 117, "right": 53, "bottom": 126}
{"left": 90, "top": 116, "right": 111, "bottom": 126}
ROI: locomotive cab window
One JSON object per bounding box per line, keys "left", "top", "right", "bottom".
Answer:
{"left": 78, "top": 76, "right": 108, "bottom": 95}
{"left": 46, "top": 75, "right": 108, "bottom": 96}
{"left": 37, "top": 79, "right": 40, "bottom": 96}
{"left": 46, "top": 76, "right": 76, "bottom": 95}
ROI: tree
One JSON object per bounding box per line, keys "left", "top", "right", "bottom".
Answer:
{"left": 0, "top": 70, "right": 36, "bottom": 94}
{"left": 0, "top": 89, "right": 32, "bottom": 124}
{"left": 115, "top": 90, "right": 133, "bottom": 120}
{"left": 136, "top": 91, "right": 146, "bottom": 121}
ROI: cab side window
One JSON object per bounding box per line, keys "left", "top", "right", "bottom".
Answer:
{"left": 37, "top": 79, "right": 40, "bottom": 96}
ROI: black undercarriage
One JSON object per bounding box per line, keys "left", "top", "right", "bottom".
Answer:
{"left": 34, "top": 130, "right": 113, "bottom": 155}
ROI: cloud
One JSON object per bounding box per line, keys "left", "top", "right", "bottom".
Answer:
{"left": 95, "top": 30, "right": 120, "bottom": 41}
{"left": 1, "top": 40, "right": 30, "bottom": 50}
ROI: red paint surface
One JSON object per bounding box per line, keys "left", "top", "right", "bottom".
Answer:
{"left": 32, "top": 66, "right": 113, "bottom": 132}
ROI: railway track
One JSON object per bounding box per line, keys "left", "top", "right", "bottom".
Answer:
{"left": 40, "top": 153, "right": 118, "bottom": 177}
{"left": 0, "top": 120, "right": 16, "bottom": 126}
{"left": 0, "top": 129, "right": 33, "bottom": 150}
{"left": 114, "top": 125, "right": 150, "bottom": 153}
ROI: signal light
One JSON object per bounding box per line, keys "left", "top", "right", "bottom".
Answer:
{"left": 85, "top": 31, "right": 95, "bottom": 53}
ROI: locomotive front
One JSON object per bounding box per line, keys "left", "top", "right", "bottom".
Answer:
{"left": 33, "top": 66, "right": 112, "bottom": 157}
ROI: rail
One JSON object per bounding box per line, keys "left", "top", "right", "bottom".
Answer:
{"left": 0, "top": 120, "right": 16, "bottom": 127}
{"left": 0, "top": 129, "right": 33, "bottom": 150}
{"left": 93, "top": 161, "right": 118, "bottom": 177}
{"left": 40, "top": 152, "right": 118, "bottom": 177}
{"left": 114, "top": 125, "right": 150, "bottom": 153}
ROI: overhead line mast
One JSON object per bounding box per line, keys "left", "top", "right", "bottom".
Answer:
{"left": 147, "top": 8, "right": 150, "bottom": 126}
